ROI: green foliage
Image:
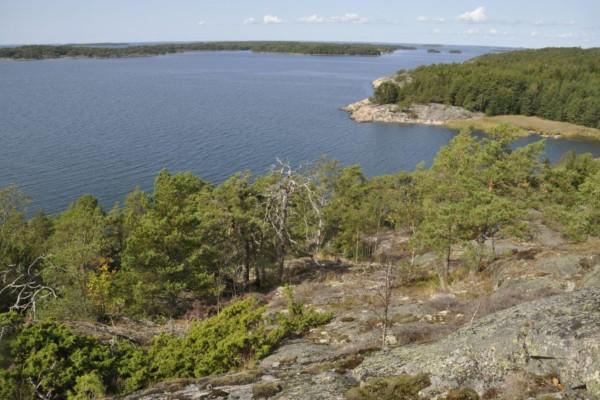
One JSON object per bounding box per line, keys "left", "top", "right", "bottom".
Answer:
{"left": 6, "top": 322, "right": 116, "bottom": 400}
{"left": 147, "top": 293, "right": 330, "bottom": 379}
{"left": 0, "top": 311, "right": 24, "bottom": 369}
{"left": 281, "top": 286, "right": 333, "bottom": 335}
{"left": 345, "top": 373, "right": 431, "bottom": 400}
{"left": 67, "top": 372, "right": 106, "bottom": 400}
{"left": 379, "top": 48, "right": 600, "bottom": 129}
{"left": 2, "top": 128, "right": 600, "bottom": 397}
{"left": 0, "top": 42, "right": 411, "bottom": 60}
{"left": 324, "top": 165, "right": 371, "bottom": 258}
{"left": 415, "top": 131, "right": 542, "bottom": 286}
{"left": 119, "top": 169, "right": 219, "bottom": 317}
{"left": 0, "top": 186, "right": 50, "bottom": 313}
{"left": 0, "top": 321, "right": 156, "bottom": 398}
{"left": 540, "top": 152, "right": 600, "bottom": 239}
{"left": 147, "top": 296, "right": 273, "bottom": 379}
{"left": 0, "top": 293, "right": 331, "bottom": 398}
{"left": 373, "top": 82, "right": 400, "bottom": 104}
{"left": 42, "top": 195, "right": 110, "bottom": 319}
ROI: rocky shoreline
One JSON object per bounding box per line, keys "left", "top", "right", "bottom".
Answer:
{"left": 343, "top": 99, "right": 481, "bottom": 126}
{"left": 343, "top": 75, "right": 482, "bottom": 126}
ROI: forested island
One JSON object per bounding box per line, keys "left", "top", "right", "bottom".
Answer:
{"left": 2, "top": 128, "right": 600, "bottom": 399}
{"left": 0, "top": 41, "right": 413, "bottom": 60}
{"left": 366, "top": 47, "right": 600, "bottom": 137}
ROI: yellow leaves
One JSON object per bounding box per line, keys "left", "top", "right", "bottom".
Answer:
{"left": 87, "top": 262, "right": 116, "bottom": 315}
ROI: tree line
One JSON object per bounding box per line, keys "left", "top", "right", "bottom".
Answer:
{"left": 1, "top": 129, "right": 600, "bottom": 398}
{"left": 2, "top": 129, "right": 599, "bottom": 318}
{"left": 0, "top": 42, "right": 409, "bottom": 60}
{"left": 373, "top": 47, "right": 600, "bottom": 129}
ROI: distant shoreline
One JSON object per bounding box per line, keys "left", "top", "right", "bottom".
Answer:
{"left": 0, "top": 41, "right": 416, "bottom": 61}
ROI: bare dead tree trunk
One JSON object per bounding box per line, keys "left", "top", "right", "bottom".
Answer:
{"left": 355, "top": 228, "right": 359, "bottom": 264}
{"left": 377, "top": 263, "right": 394, "bottom": 349}
{"left": 0, "top": 256, "right": 58, "bottom": 320}
{"left": 243, "top": 240, "right": 251, "bottom": 291}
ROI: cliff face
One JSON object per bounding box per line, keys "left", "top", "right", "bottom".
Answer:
{"left": 120, "top": 230, "right": 600, "bottom": 400}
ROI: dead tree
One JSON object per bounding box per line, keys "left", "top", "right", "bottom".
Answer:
{"left": 263, "top": 160, "right": 298, "bottom": 282}
{"left": 372, "top": 262, "right": 395, "bottom": 349}
{"left": 0, "top": 256, "right": 57, "bottom": 319}
{"left": 262, "top": 159, "right": 330, "bottom": 282}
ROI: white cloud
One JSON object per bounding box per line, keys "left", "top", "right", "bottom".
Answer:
{"left": 432, "top": 28, "right": 441, "bottom": 34}
{"left": 530, "top": 31, "right": 539, "bottom": 37}
{"left": 197, "top": 20, "right": 206, "bottom": 26}
{"left": 298, "top": 13, "right": 368, "bottom": 24}
{"left": 263, "top": 15, "right": 284, "bottom": 24}
{"left": 243, "top": 17, "right": 257, "bottom": 25}
{"left": 417, "top": 16, "right": 446, "bottom": 23}
{"left": 458, "top": 6, "right": 488, "bottom": 23}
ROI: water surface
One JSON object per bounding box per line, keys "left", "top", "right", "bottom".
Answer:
{"left": 1, "top": 47, "right": 599, "bottom": 213}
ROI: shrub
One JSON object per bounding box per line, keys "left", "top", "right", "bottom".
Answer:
{"left": 373, "top": 82, "right": 400, "bottom": 104}
{"left": 147, "top": 296, "right": 276, "bottom": 379}
{"left": 67, "top": 372, "right": 106, "bottom": 400}
{"left": 7, "top": 322, "right": 116, "bottom": 400}
{"left": 280, "top": 286, "right": 333, "bottom": 335}
{"left": 148, "top": 293, "right": 331, "bottom": 380}
{"left": 1, "top": 295, "right": 331, "bottom": 398}
{"left": 345, "top": 374, "right": 431, "bottom": 400}
{"left": 252, "top": 381, "right": 283, "bottom": 399}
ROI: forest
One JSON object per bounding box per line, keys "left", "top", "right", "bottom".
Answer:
{"left": 1, "top": 128, "right": 600, "bottom": 398}
{"left": 0, "top": 41, "right": 409, "bottom": 60}
{"left": 373, "top": 47, "right": 600, "bottom": 129}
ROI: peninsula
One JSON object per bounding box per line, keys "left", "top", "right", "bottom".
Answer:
{"left": 345, "top": 47, "right": 600, "bottom": 140}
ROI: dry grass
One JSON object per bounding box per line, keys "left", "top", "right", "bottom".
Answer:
{"left": 446, "top": 115, "right": 600, "bottom": 141}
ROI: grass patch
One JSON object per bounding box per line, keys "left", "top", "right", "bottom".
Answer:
{"left": 252, "top": 381, "right": 283, "bottom": 399}
{"left": 446, "top": 115, "right": 600, "bottom": 141}
{"left": 345, "top": 374, "right": 431, "bottom": 400}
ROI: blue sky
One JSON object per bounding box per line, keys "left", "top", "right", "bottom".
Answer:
{"left": 1, "top": 0, "right": 599, "bottom": 47}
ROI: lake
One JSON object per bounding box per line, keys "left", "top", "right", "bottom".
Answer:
{"left": 1, "top": 47, "right": 600, "bottom": 213}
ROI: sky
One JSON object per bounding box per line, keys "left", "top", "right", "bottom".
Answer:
{"left": 1, "top": 0, "right": 599, "bottom": 48}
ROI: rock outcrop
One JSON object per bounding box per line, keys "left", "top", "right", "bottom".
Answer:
{"left": 343, "top": 99, "right": 481, "bottom": 125}
{"left": 343, "top": 75, "right": 482, "bottom": 126}
{"left": 118, "top": 232, "right": 600, "bottom": 400}
{"left": 353, "top": 288, "right": 600, "bottom": 397}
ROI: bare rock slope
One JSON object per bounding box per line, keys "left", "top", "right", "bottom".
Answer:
{"left": 120, "top": 232, "right": 600, "bottom": 400}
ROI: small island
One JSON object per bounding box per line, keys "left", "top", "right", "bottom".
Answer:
{"left": 0, "top": 41, "right": 416, "bottom": 60}
{"left": 345, "top": 47, "right": 600, "bottom": 140}
{"left": 449, "top": 49, "right": 462, "bottom": 54}
{"left": 427, "top": 48, "right": 441, "bottom": 53}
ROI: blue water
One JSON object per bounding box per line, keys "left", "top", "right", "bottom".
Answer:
{"left": 1, "top": 47, "right": 600, "bottom": 214}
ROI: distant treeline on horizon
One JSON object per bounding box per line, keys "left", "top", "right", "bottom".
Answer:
{"left": 0, "top": 41, "right": 418, "bottom": 59}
